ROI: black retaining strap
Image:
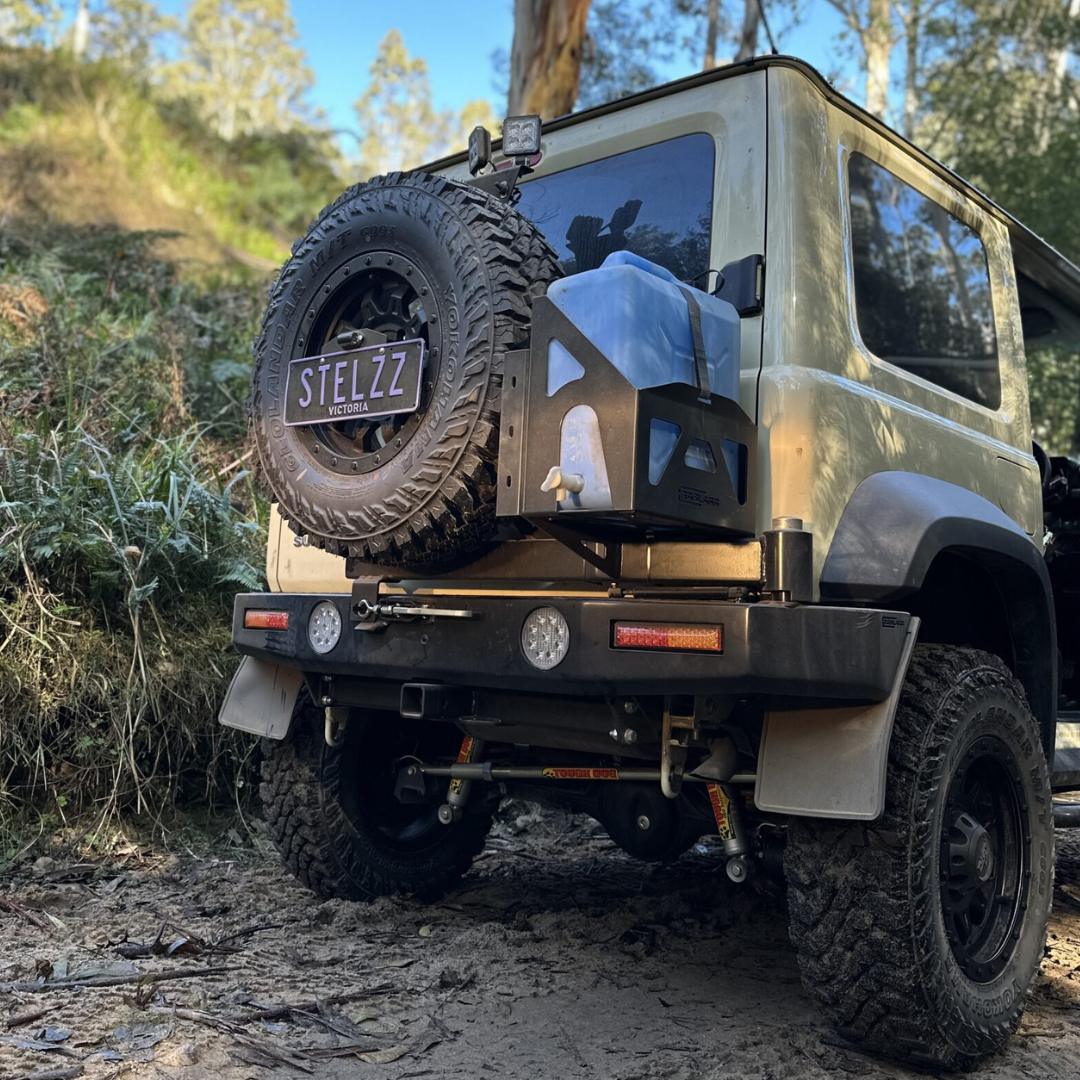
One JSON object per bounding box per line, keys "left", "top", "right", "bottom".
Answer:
{"left": 678, "top": 285, "right": 712, "bottom": 402}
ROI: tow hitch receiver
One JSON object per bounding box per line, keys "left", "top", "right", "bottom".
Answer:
{"left": 400, "top": 683, "right": 475, "bottom": 720}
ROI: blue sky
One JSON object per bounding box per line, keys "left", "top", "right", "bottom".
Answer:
{"left": 145, "top": 0, "right": 854, "bottom": 136}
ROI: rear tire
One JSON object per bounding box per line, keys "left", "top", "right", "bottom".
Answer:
{"left": 260, "top": 691, "right": 494, "bottom": 901}
{"left": 785, "top": 645, "right": 1053, "bottom": 1068}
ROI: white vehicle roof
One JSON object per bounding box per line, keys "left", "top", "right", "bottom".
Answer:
{"left": 427, "top": 54, "right": 1080, "bottom": 340}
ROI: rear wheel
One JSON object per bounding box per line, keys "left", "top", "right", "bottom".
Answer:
{"left": 785, "top": 645, "right": 1053, "bottom": 1068}
{"left": 261, "top": 691, "right": 495, "bottom": 901}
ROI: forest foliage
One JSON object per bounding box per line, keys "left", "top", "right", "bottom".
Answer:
{"left": 0, "top": 219, "right": 267, "bottom": 851}
{"left": 0, "top": 0, "right": 1079, "bottom": 849}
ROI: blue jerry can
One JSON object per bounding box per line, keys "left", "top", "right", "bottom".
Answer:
{"left": 545, "top": 250, "right": 741, "bottom": 402}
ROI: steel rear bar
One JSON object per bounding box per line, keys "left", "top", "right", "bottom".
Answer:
{"left": 232, "top": 592, "right": 914, "bottom": 701}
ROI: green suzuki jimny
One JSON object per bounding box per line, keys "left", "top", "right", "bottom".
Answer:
{"left": 221, "top": 55, "right": 1080, "bottom": 1068}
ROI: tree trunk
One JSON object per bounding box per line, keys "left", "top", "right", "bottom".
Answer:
{"left": 72, "top": 0, "right": 89, "bottom": 58}
{"left": 508, "top": 0, "right": 592, "bottom": 119}
{"left": 704, "top": 0, "right": 722, "bottom": 67}
{"left": 902, "top": 0, "right": 919, "bottom": 139}
{"left": 1042, "top": 0, "right": 1080, "bottom": 150}
{"left": 863, "top": 0, "right": 893, "bottom": 119}
{"left": 736, "top": 0, "right": 761, "bottom": 60}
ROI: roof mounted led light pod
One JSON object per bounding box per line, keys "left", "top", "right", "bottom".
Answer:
{"left": 466, "top": 115, "right": 541, "bottom": 203}
{"left": 468, "top": 125, "right": 492, "bottom": 176}
{"left": 468, "top": 114, "right": 541, "bottom": 177}
{"left": 501, "top": 115, "right": 542, "bottom": 158}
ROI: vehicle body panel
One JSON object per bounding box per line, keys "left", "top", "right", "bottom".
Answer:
{"left": 760, "top": 65, "right": 1042, "bottom": 598}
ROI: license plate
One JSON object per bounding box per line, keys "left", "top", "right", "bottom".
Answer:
{"left": 283, "top": 338, "right": 425, "bottom": 428}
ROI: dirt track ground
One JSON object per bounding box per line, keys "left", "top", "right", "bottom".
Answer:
{"left": 3, "top": 813, "right": 1080, "bottom": 1080}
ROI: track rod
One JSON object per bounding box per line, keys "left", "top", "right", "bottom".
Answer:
{"left": 417, "top": 763, "right": 757, "bottom": 784}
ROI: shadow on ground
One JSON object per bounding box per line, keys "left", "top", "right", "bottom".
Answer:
{"left": 3, "top": 815, "right": 1080, "bottom": 1079}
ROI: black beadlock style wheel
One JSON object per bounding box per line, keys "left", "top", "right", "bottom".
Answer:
{"left": 248, "top": 171, "right": 561, "bottom": 570}
{"left": 302, "top": 259, "right": 435, "bottom": 476}
{"left": 940, "top": 735, "right": 1030, "bottom": 984}
{"left": 260, "top": 691, "right": 495, "bottom": 902}
{"left": 785, "top": 645, "right": 1054, "bottom": 1069}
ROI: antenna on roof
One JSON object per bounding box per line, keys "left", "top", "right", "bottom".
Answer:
{"left": 758, "top": 0, "right": 779, "bottom": 55}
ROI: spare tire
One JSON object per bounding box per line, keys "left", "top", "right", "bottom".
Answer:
{"left": 249, "top": 171, "right": 561, "bottom": 569}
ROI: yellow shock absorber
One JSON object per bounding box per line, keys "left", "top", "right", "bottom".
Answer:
{"left": 707, "top": 781, "right": 749, "bottom": 857}
{"left": 439, "top": 736, "right": 485, "bottom": 825}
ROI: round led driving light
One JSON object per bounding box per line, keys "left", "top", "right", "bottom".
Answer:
{"left": 308, "top": 600, "right": 342, "bottom": 655}
{"left": 521, "top": 606, "right": 569, "bottom": 670}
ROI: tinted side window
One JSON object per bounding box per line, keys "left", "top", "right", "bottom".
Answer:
{"left": 515, "top": 134, "right": 714, "bottom": 283}
{"left": 848, "top": 152, "right": 1000, "bottom": 409}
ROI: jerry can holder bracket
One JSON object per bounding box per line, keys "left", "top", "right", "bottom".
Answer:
{"left": 496, "top": 296, "right": 757, "bottom": 553}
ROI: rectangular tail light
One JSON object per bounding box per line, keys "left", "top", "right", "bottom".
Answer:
{"left": 613, "top": 622, "right": 722, "bottom": 653}
{"left": 244, "top": 609, "right": 289, "bottom": 631}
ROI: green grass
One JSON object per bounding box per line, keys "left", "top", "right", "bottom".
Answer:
{"left": 0, "top": 43, "right": 342, "bottom": 853}
{"left": 0, "top": 225, "right": 260, "bottom": 439}
{"left": 0, "top": 47, "right": 343, "bottom": 269}
{"left": 0, "top": 219, "right": 271, "bottom": 854}
{"left": 0, "top": 46, "right": 349, "bottom": 856}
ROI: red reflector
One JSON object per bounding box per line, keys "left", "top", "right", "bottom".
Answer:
{"left": 613, "top": 622, "right": 722, "bottom": 652}
{"left": 244, "top": 610, "right": 289, "bottom": 631}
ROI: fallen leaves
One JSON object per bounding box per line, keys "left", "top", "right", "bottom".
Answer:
{"left": 144, "top": 985, "right": 435, "bottom": 1072}
{"left": 303, "top": 1041, "right": 410, "bottom": 1064}
{"left": 0, "top": 283, "right": 49, "bottom": 332}
{"left": 113, "top": 918, "right": 236, "bottom": 960}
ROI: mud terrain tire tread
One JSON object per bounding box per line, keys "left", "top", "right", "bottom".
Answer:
{"left": 785, "top": 645, "right": 1054, "bottom": 1069}
{"left": 250, "top": 172, "right": 561, "bottom": 570}
{"left": 260, "top": 694, "right": 493, "bottom": 901}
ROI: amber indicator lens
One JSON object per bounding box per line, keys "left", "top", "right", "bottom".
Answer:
{"left": 613, "top": 622, "right": 722, "bottom": 652}
{"left": 244, "top": 609, "right": 289, "bottom": 631}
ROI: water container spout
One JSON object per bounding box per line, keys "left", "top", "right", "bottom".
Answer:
{"left": 541, "top": 466, "right": 586, "bottom": 502}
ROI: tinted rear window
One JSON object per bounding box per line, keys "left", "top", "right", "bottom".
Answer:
{"left": 515, "top": 134, "right": 714, "bottom": 283}
{"left": 848, "top": 152, "right": 1000, "bottom": 409}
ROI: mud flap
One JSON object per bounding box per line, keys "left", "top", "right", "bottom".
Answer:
{"left": 754, "top": 617, "right": 920, "bottom": 820}
{"left": 218, "top": 656, "right": 304, "bottom": 740}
